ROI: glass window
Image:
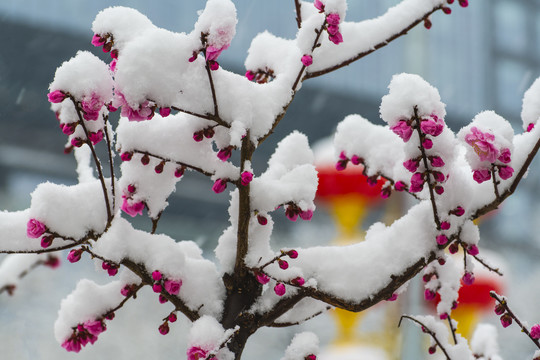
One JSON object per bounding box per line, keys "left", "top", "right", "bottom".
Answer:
{"left": 494, "top": 1, "right": 528, "bottom": 54}
{"left": 495, "top": 58, "right": 532, "bottom": 115}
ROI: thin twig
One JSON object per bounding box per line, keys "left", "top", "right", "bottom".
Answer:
{"left": 447, "top": 315, "right": 457, "bottom": 345}
{"left": 294, "top": 0, "right": 302, "bottom": 28}
{"left": 131, "top": 149, "right": 215, "bottom": 178}
{"left": 491, "top": 165, "right": 500, "bottom": 201}
{"left": 471, "top": 253, "right": 503, "bottom": 276}
{"left": 413, "top": 106, "right": 441, "bottom": 228}
{"left": 399, "top": 315, "right": 452, "bottom": 360}
{"left": 305, "top": 5, "right": 444, "bottom": 79}
{"left": 205, "top": 61, "right": 220, "bottom": 119}
{"left": 269, "top": 307, "right": 331, "bottom": 327}
{"left": 103, "top": 117, "right": 116, "bottom": 211}
{"left": 490, "top": 292, "right": 540, "bottom": 349}
{"left": 69, "top": 96, "right": 112, "bottom": 224}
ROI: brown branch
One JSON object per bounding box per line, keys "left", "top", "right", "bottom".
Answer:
{"left": 447, "top": 315, "right": 457, "bottom": 345}
{"left": 131, "top": 149, "right": 215, "bottom": 178}
{"left": 413, "top": 107, "right": 441, "bottom": 229}
{"left": 473, "top": 135, "right": 540, "bottom": 219}
{"left": 69, "top": 96, "right": 112, "bottom": 224}
{"left": 490, "top": 292, "right": 540, "bottom": 349}
{"left": 491, "top": 165, "right": 500, "bottom": 201}
{"left": 294, "top": 0, "right": 302, "bottom": 28}
{"left": 257, "top": 292, "right": 308, "bottom": 327}
{"left": 304, "top": 5, "right": 444, "bottom": 79}
{"left": 471, "top": 253, "right": 503, "bottom": 276}
{"left": 205, "top": 61, "right": 220, "bottom": 119}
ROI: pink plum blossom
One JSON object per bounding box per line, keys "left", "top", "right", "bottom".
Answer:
{"left": 81, "top": 93, "right": 103, "bottom": 121}
{"left": 424, "top": 289, "right": 436, "bottom": 301}
{"left": 530, "top": 324, "right": 540, "bottom": 339}
{"left": 422, "top": 138, "right": 433, "bottom": 149}
{"left": 436, "top": 234, "right": 448, "bottom": 245}
{"left": 430, "top": 156, "right": 445, "bottom": 167}
{"left": 394, "top": 181, "right": 406, "bottom": 191}
{"left": 500, "top": 313, "right": 512, "bottom": 328}
{"left": 498, "top": 148, "right": 511, "bottom": 164}
{"left": 217, "top": 147, "right": 232, "bottom": 161}
{"left": 326, "top": 13, "right": 340, "bottom": 25}
{"left": 328, "top": 32, "right": 343, "bottom": 45}
{"left": 390, "top": 120, "right": 413, "bottom": 142}
{"left": 245, "top": 70, "right": 255, "bottom": 81}
{"left": 91, "top": 34, "right": 106, "bottom": 47}
{"left": 205, "top": 45, "right": 228, "bottom": 62}
{"left": 256, "top": 272, "right": 270, "bottom": 284}
{"left": 300, "top": 209, "right": 313, "bottom": 221}
{"left": 84, "top": 320, "right": 106, "bottom": 336}
{"left": 121, "top": 197, "right": 145, "bottom": 217}
{"left": 301, "top": 55, "right": 313, "bottom": 67}
{"left": 27, "top": 218, "right": 47, "bottom": 238}
{"left": 274, "top": 283, "right": 286, "bottom": 296}
{"left": 187, "top": 346, "right": 208, "bottom": 360}
{"left": 62, "top": 338, "right": 82, "bottom": 353}
{"left": 464, "top": 126, "right": 499, "bottom": 162}
{"left": 420, "top": 115, "right": 444, "bottom": 136}
{"left": 314, "top": 0, "right": 324, "bottom": 11}
{"left": 88, "top": 130, "right": 104, "bottom": 145}
{"left": 164, "top": 279, "right": 182, "bottom": 295}
{"left": 440, "top": 221, "right": 450, "bottom": 230}
{"left": 152, "top": 270, "right": 162, "bottom": 281}
{"left": 403, "top": 159, "right": 419, "bottom": 173}
{"left": 47, "top": 90, "right": 67, "bottom": 103}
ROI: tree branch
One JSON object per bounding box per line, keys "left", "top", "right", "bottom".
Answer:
{"left": 304, "top": 4, "right": 444, "bottom": 79}
{"left": 294, "top": 0, "right": 302, "bottom": 28}
{"left": 399, "top": 315, "right": 452, "bottom": 359}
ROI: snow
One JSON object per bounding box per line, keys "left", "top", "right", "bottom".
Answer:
{"left": 521, "top": 77, "right": 540, "bottom": 130}
{"left": 281, "top": 332, "right": 319, "bottom": 360}
{"left": 470, "top": 324, "right": 503, "bottom": 360}
{"left": 188, "top": 315, "right": 235, "bottom": 360}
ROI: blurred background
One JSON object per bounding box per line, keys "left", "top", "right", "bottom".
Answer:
{"left": 0, "top": 0, "right": 539, "bottom": 359}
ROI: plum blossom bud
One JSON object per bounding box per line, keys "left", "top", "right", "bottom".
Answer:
{"left": 420, "top": 117, "right": 444, "bottom": 136}
{"left": 245, "top": 70, "right": 256, "bottom": 81}
{"left": 326, "top": 13, "right": 340, "bottom": 25}
{"left": 381, "top": 187, "right": 391, "bottom": 199}
{"left": 394, "top": 181, "right": 406, "bottom": 191}
{"left": 432, "top": 171, "right": 445, "bottom": 182}
{"left": 498, "top": 148, "right": 511, "bottom": 164}
{"left": 27, "top": 219, "right": 47, "bottom": 238}
{"left": 152, "top": 270, "right": 162, "bottom": 281}
{"left": 140, "top": 154, "right": 150, "bottom": 165}
{"left": 314, "top": 0, "right": 324, "bottom": 12}
{"left": 442, "top": 6, "right": 452, "bottom": 14}
{"left": 390, "top": 120, "right": 413, "bottom": 142}
{"left": 527, "top": 123, "right": 535, "bottom": 132}
{"left": 203, "top": 127, "right": 215, "bottom": 139}
{"left": 422, "top": 138, "right": 433, "bottom": 149}
{"left": 61, "top": 123, "right": 76, "bottom": 135}
{"left": 71, "top": 138, "right": 84, "bottom": 148}
{"left": 121, "top": 285, "right": 133, "bottom": 297}
{"left": 448, "top": 242, "right": 459, "bottom": 254}
{"left": 301, "top": 55, "right": 313, "bottom": 67}
{"left": 158, "top": 322, "right": 169, "bottom": 335}
{"left": 386, "top": 293, "right": 398, "bottom": 301}
{"left": 428, "top": 345, "right": 437, "bottom": 354}
{"left": 217, "top": 147, "right": 233, "bottom": 161}
{"left": 403, "top": 159, "right": 419, "bottom": 173}
{"left": 434, "top": 185, "right": 444, "bottom": 195}
{"left": 410, "top": 172, "right": 424, "bottom": 193}
{"left": 168, "top": 313, "right": 177, "bottom": 323}
{"left": 174, "top": 167, "right": 185, "bottom": 178}
{"left": 328, "top": 32, "right": 343, "bottom": 45}
{"left": 159, "top": 295, "right": 168, "bottom": 304}
{"left": 107, "top": 267, "right": 118, "bottom": 276}
{"left": 529, "top": 324, "right": 540, "bottom": 339}
{"left": 459, "top": 0, "right": 469, "bottom": 7}
{"left": 438, "top": 258, "right": 446, "bottom": 265}
{"left": 500, "top": 313, "right": 512, "bottom": 328}
{"left": 41, "top": 235, "right": 54, "bottom": 248}
{"left": 164, "top": 279, "right": 182, "bottom": 295}
{"left": 462, "top": 272, "right": 475, "bottom": 285}
{"left": 67, "top": 249, "right": 82, "bottom": 263}
{"left": 47, "top": 90, "right": 67, "bottom": 103}
{"left": 498, "top": 166, "right": 514, "bottom": 180}
{"left": 44, "top": 255, "right": 60, "bottom": 269}
{"left": 288, "top": 250, "right": 298, "bottom": 259}
{"left": 440, "top": 221, "right": 451, "bottom": 230}
{"left": 274, "top": 283, "right": 286, "bottom": 296}
{"left": 335, "top": 159, "right": 348, "bottom": 171}
{"left": 193, "top": 131, "right": 204, "bottom": 142}
{"left": 120, "top": 152, "right": 133, "bottom": 161}
{"left": 208, "top": 60, "right": 219, "bottom": 71}
{"left": 473, "top": 169, "right": 491, "bottom": 183}
{"left": 241, "top": 171, "right": 253, "bottom": 186}
{"left": 153, "top": 283, "right": 163, "bottom": 293}
{"left": 121, "top": 198, "right": 144, "bottom": 217}
{"left": 159, "top": 107, "right": 171, "bottom": 117}
{"left": 452, "top": 206, "right": 465, "bottom": 216}
{"left": 291, "top": 277, "right": 305, "bottom": 286}
{"left": 300, "top": 209, "right": 313, "bottom": 221}
{"left": 257, "top": 214, "right": 268, "bottom": 225}
{"left": 256, "top": 272, "right": 270, "bottom": 285}
{"left": 424, "top": 289, "right": 436, "bottom": 301}
{"left": 430, "top": 156, "right": 445, "bottom": 167}
{"left": 212, "top": 179, "right": 227, "bottom": 194}
{"left": 278, "top": 259, "right": 289, "bottom": 270}
{"left": 440, "top": 313, "right": 448, "bottom": 320}
{"left": 494, "top": 303, "right": 505, "bottom": 316}
{"left": 467, "top": 244, "right": 479, "bottom": 256}
{"left": 306, "top": 355, "right": 317, "bottom": 360}
{"left": 436, "top": 234, "right": 448, "bottom": 246}
{"left": 350, "top": 155, "right": 362, "bottom": 165}
{"left": 154, "top": 162, "right": 165, "bottom": 174}
{"left": 424, "top": 18, "right": 432, "bottom": 29}
{"left": 88, "top": 131, "right": 104, "bottom": 145}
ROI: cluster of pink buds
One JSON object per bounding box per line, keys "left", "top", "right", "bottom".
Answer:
{"left": 158, "top": 311, "right": 178, "bottom": 335}
{"left": 285, "top": 203, "right": 313, "bottom": 222}
{"left": 120, "top": 152, "right": 186, "bottom": 180}
{"left": 27, "top": 218, "right": 57, "bottom": 249}
{"left": 187, "top": 346, "right": 209, "bottom": 360}
{"left": 120, "top": 283, "right": 138, "bottom": 297}
{"left": 91, "top": 33, "right": 118, "bottom": 71}
{"left": 255, "top": 249, "right": 304, "bottom": 297}
{"left": 464, "top": 127, "right": 514, "bottom": 183}
{"left": 335, "top": 151, "right": 363, "bottom": 171}
{"left": 61, "top": 319, "right": 106, "bottom": 353}
{"left": 193, "top": 126, "right": 216, "bottom": 142}
{"left": 121, "top": 185, "right": 145, "bottom": 218}
{"left": 189, "top": 33, "right": 230, "bottom": 71}
{"left": 313, "top": 1, "right": 343, "bottom": 44}
{"left": 112, "top": 91, "right": 156, "bottom": 122}
{"left": 245, "top": 68, "right": 275, "bottom": 84}
{"left": 422, "top": 269, "right": 458, "bottom": 316}
{"left": 151, "top": 270, "right": 182, "bottom": 304}
{"left": 102, "top": 261, "right": 119, "bottom": 276}
{"left": 494, "top": 302, "right": 513, "bottom": 328}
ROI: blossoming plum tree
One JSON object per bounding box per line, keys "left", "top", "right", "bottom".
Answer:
{"left": 2, "top": 0, "right": 540, "bottom": 359}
